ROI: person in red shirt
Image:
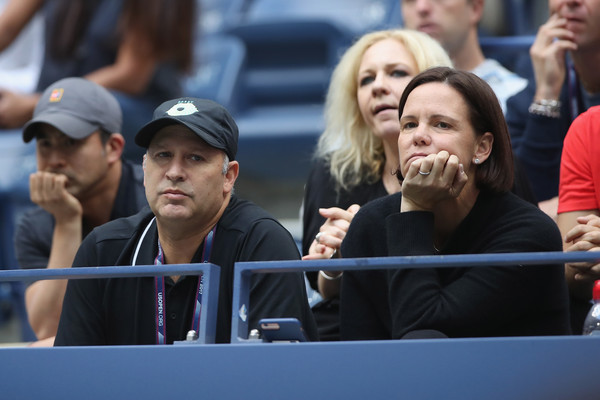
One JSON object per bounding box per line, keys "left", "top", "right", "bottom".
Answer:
{"left": 558, "top": 105, "right": 600, "bottom": 333}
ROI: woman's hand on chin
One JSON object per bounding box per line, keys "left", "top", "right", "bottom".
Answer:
{"left": 400, "top": 151, "right": 468, "bottom": 212}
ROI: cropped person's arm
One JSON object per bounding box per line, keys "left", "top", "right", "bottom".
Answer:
{"left": 556, "top": 109, "right": 600, "bottom": 299}
{"left": 0, "top": 0, "right": 43, "bottom": 52}
{"left": 85, "top": 28, "right": 159, "bottom": 95}
{"left": 25, "top": 172, "right": 83, "bottom": 340}
{"left": 505, "top": 13, "right": 577, "bottom": 202}
{"left": 0, "top": 0, "right": 44, "bottom": 129}
{"left": 304, "top": 205, "right": 360, "bottom": 299}
{"left": 25, "top": 217, "right": 82, "bottom": 339}
{"left": 0, "top": 0, "right": 44, "bottom": 127}
{"left": 54, "top": 232, "right": 107, "bottom": 346}
{"left": 558, "top": 211, "right": 600, "bottom": 301}
{"left": 505, "top": 83, "right": 570, "bottom": 202}
{"left": 301, "top": 159, "right": 341, "bottom": 292}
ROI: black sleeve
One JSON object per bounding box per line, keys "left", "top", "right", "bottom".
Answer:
{"left": 340, "top": 195, "right": 402, "bottom": 259}
{"left": 14, "top": 211, "right": 52, "bottom": 271}
{"left": 505, "top": 81, "right": 571, "bottom": 201}
{"left": 340, "top": 196, "right": 398, "bottom": 340}
{"left": 341, "top": 195, "right": 569, "bottom": 339}
{"left": 243, "top": 219, "right": 318, "bottom": 341}
{"left": 384, "top": 209, "right": 568, "bottom": 338}
{"left": 54, "top": 231, "right": 107, "bottom": 346}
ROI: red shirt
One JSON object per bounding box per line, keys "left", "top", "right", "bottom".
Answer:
{"left": 558, "top": 105, "right": 600, "bottom": 214}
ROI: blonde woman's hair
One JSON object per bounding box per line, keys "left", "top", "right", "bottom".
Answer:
{"left": 316, "top": 29, "right": 452, "bottom": 191}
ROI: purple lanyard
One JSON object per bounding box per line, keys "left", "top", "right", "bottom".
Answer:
{"left": 566, "top": 58, "right": 580, "bottom": 121}
{"left": 153, "top": 226, "right": 216, "bottom": 344}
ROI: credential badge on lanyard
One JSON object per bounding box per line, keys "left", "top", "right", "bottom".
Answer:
{"left": 132, "top": 217, "right": 216, "bottom": 344}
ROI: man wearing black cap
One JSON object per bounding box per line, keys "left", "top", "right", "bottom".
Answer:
{"left": 54, "top": 97, "right": 317, "bottom": 345}
{"left": 15, "top": 77, "right": 147, "bottom": 343}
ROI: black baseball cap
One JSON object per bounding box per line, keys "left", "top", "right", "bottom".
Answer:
{"left": 22, "top": 77, "right": 122, "bottom": 143}
{"left": 134, "top": 98, "right": 239, "bottom": 160}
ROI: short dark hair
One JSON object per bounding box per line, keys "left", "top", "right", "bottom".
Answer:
{"left": 398, "top": 66, "right": 514, "bottom": 193}
{"left": 98, "top": 129, "right": 112, "bottom": 145}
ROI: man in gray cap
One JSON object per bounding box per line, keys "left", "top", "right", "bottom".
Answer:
{"left": 54, "top": 97, "right": 317, "bottom": 345}
{"left": 15, "top": 77, "right": 147, "bottom": 345}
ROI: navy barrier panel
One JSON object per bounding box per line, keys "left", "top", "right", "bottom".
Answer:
{"left": 231, "top": 251, "right": 600, "bottom": 342}
{"left": 1, "top": 336, "right": 599, "bottom": 399}
{"left": 0, "top": 263, "right": 220, "bottom": 344}
{"left": 1, "top": 252, "right": 600, "bottom": 398}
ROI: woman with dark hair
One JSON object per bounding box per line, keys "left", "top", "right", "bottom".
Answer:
{"left": 340, "top": 67, "right": 571, "bottom": 340}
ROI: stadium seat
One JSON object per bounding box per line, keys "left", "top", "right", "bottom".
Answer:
{"left": 198, "top": 0, "right": 247, "bottom": 34}
{"left": 243, "top": 0, "right": 401, "bottom": 36}
{"left": 219, "top": 17, "right": 342, "bottom": 181}
{"left": 183, "top": 34, "right": 247, "bottom": 115}
{"left": 226, "top": 0, "right": 401, "bottom": 108}
{"left": 190, "top": 1, "right": 402, "bottom": 183}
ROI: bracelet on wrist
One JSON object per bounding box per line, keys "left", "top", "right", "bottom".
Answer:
{"left": 319, "top": 270, "right": 343, "bottom": 280}
{"left": 528, "top": 99, "right": 561, "bottom": 119}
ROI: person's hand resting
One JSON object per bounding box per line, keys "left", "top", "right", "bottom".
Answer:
{"left": 565, "top": 214, "right": 600, "bottom": 282}
{"left": 400, "top": 150, "right": 468, "bottom": 213}
{"left": 29, "top": 171, "right": 83, "bottom": 223}
{"left": 0, "top": 89, "right": 39, "bottom": 129}
{"left": 303, "top": 204, "right": 360, "bottom": 260}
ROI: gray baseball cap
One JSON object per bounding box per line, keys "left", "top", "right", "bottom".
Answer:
{"left": 135, "top": 98, "right": 238, "bottom": 160}
{"left": 22, "top": 77, "right": 122, "bottom": 143}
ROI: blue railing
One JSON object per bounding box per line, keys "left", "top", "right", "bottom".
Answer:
{"left": 231, "top": 251, "right": 600, "bottom": 342}
{"left": 0, "top": 263, "right": 220, "bottom": 344}
{"left": 1, "top": 252, "right": 600, "bottom": 398}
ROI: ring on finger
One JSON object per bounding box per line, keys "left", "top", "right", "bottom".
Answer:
{"left": 418, "top": 170, "right": 431, "bottom": 176}
{"left": 315, "top": 232, "right": 324, "bottom": 244}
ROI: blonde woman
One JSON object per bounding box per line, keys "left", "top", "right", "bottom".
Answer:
{"left": 301, "top": 29, "right": 452, "bottom": 340}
